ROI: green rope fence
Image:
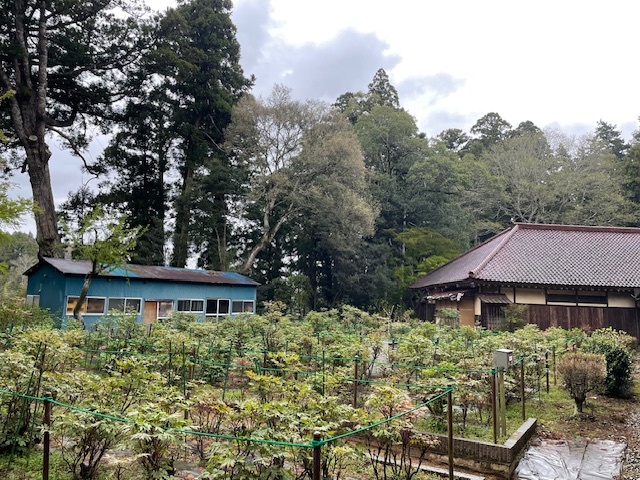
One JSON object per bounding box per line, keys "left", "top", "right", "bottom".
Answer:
{"left": 0, "top": 385, "right": 455, "bottom": 480}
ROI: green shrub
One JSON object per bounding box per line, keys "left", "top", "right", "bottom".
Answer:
{"left": 435, "top": 308, "right": 459, "bottom": 328}
{"left": 498, "top": 304, "right": 528, "bottom": 332}
{"left": 0, "top": 299, "right": 54, "bottom": 332}
{"left": 581, "top": 328, "right": 635, "bottom": 397}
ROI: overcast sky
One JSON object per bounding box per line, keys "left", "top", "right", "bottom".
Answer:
{"left": 232, "top": 0, "right": 639, "bottom": 137}
{"left": 11, "top": 0, "right": 640, "bottom": 232}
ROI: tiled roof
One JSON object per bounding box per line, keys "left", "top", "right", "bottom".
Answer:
{"left": 26, "top": 258, "right": 259, "bottom": 286}
{"left": 410, "top": 223, "right": 640, "bottom": 289}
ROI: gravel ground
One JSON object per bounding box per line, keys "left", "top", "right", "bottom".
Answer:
{"left": 622, "top": 409, "right": 640, "bottom": 479}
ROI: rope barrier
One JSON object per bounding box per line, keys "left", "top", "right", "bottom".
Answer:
{"left": 0, "top": 385, "right": 452, "bottom": 449}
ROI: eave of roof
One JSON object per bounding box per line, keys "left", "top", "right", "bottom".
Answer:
{"left": 25, "top": 258, "right": 260, "bottom": 287}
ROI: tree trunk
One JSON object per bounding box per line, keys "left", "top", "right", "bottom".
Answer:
{"left": 2, "top": 0, "right": 62, "bottom": 259}
{"left": 240, "top": 203, "right": 292, "bottom": 274}
{"left": 73, "top": 273, "right": 94, "bottom": 328}
{"left": 172, "top": 165, "right": 194, "bottom": 267}
{"left": 25, "top": 143, "right": 61, "bottom": 258}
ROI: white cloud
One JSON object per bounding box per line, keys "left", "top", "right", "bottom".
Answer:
{"left": 236, "top": 0, "right": 640, "bottom": 136}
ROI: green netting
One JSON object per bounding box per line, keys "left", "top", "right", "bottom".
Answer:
{"left": 0, "top": 386, "right": 453, "bottom": 449}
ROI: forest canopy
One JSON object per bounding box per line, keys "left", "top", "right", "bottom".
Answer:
{"left": 1, "top": 0, "right": 639, "bottom": 314}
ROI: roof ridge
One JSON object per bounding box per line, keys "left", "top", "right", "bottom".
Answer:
{"left": 515, "top": 222, "right": 640, "bottom": 233}
{"left": 470, "top": 223, "right": 519, "bottom": 278}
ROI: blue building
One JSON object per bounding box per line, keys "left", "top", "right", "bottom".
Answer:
{"left": 25, "top": 258, "right": 259, "bottom": 329}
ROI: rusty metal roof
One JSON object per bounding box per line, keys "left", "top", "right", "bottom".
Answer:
{"left": 410, "top": 223, "right": 640, "bottom": 290}
{"left": 27, "top": 258, "right": 259, "bottom": 286}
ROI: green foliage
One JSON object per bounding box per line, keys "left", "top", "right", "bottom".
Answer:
{"left": 581, "top": 328, "right": 635, "bottom": 397}
{"left": 0, "top": 449, "right": 71, "bottom": 479}
{"left": 225, "top": 84, "right": 376, "bottom": 311}
{"left": 0, "top": 308, "right": 628, "bottom": 478}
{"left": 125, "top": 401, "right": 190, "bottom": 479}
{"left": 498, "top": 304, "right": 528, "bottom": 332}
{"left": 470, "top": 112, "right": 513, "bottom": 150}
{"left": 392, "top": 227, "right": 460, "bottom": 291}
{"left": 62, "top": 205, "right": 144, "bottom": 324}
{"left": 435, "top": 308, "right": 459, "bottom": 328}
{"left": 1, "top": 0, "right": 149, "bottom": 257}
{"left": 0, "top": 232, "right": 38, "bottom": 300}
{"left": 0, "top": 300, "right": 55, "bottom": 332}
{"left": 94, "top": 310, "right": 145, "bottom": 342}
{"left": 63, "top": 205, "right": 144, "bottom": 270}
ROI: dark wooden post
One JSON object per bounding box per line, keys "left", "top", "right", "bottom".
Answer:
{"left": 353, "top": 356, "right": 360, "bottom": 408}
{"left": 43, "top": 392, "right": 52, "bottom": 480}
{"left": 552, "top": 346, "right": 557, "bottom": 385}
{"left": 447, "top": 389, "right": 454, "bottom": 480}
{"left": 188, "top": 347, "right": 196, "bottom": 381}
{"left": 545, "top": 351, "right": 550, "bottom": 394}
{"left": 521, "top": 359, "right": 526, "bottom": 421}
{"left": 312, "top": 431, "right": 322, "bottom": 480}
{"left": 499, "top": 370, "right": 506, "bottom": 436}
{"left": 491, "top": 370, "right": 497, "bottom": 444}
{"left": 321, "top": 350, "right": 326, "bottom": 397}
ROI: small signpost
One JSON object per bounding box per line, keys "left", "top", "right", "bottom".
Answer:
{"left": 493, "top": 349, "right": 513, "bottom": 440}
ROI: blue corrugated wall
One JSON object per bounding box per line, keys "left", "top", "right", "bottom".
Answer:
{"left": 26, "top": 266, "right": 258, "bottom": 329}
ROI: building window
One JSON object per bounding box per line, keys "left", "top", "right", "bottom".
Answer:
{"left": 546, "top": 289, "right": 608, "bottom": 306}
{"left": 577, "top": 291, "right": 607, "bottom": 306}
{"left": 232, "top": 300, "right": 254, "bottom": 314}
{"left": 25, "top": 295, "right": 40, "bottom": 307}
{"left": 108, "top": 298, "right": 142, "bottom": 314}
{"left": 66, "top": 296, "right": 106, "bottom": 315}
{"left": 205, "top": 298, "right": 230, "bottom": 317}
{"left": 157, "top": 301, "right": 174, "bottom": 319}
{"left": 546, "top": 291, "right": 576, "bottom": 304}
{"left": 177, "top": 299, "right": 205, "bottom": 313}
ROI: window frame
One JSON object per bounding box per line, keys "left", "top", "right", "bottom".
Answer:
{"left": 546, "top": 289, "right": 608, "bottom": 307}
{"left": 66, "top": 296, "right": 106, "bottom": 316}
{"left": 231, "top": 300, "right": 255, "bottom": 314}
{"left": 156, "top": 300, "right": 174, "bottom": 320}
{"left": 26, "top": 295, "right": 40, "bottom": 307}
{"left": 205, "top": 298, "right": 231, "bottom": 317}
{"left": 107, "top": 297, "right": 142, "bottom": 314}
{"left": 177, "top": 299, "right": 205, "bottom": 313}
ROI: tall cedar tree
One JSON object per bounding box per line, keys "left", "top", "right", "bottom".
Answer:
{"left": 97, "top": 96, "right": 172, "bottom": 265}
{"left": 90, "top": 0, "right": 251, "bottom": 268}
{"left": 154, "top": 0, "right": 252, "bottom": 268}
{"left": 0, "top": 0, "right": 147, "bottom": 258}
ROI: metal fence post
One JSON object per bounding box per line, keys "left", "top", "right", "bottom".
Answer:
{"left": 312, "top": 431, "right": 322, "bottom": 480}
{"left": 447, "top": 389, "right": 454, "bottom": 480}
{"left": 491, "top": 370, "right": 497, "bottom": 444}
{"left": 321, "top": 350, "right": 325, "bottom": 397}
{"left": 43, "top": 392, "right": 52, "bottom": 480}
{"left": 521, "top": 359, "right": 526, "bottom": 421}
{"left": 499, "top": 369, "right": 506, "bottom": 437}
{"left": 353, "top": 356, "right": 360, "bottom": 408}
{"left": 552, "top": 346, "right": 557, "bottom": 385}
{"left": 545, "top": 351, "right": 550, "bottom": 394}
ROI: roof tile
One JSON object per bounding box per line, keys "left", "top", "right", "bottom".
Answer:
{"left": 411, "top": 223, "right": 640, "bottom": 289}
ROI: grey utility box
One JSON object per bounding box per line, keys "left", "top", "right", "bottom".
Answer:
{"left": 493, "top": 349, "right": 514, "bottom": 370}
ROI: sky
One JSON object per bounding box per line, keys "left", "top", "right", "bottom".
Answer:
{"left": 230, "top": 0, "right": 639, "bottom": 136}
{"left": 9, "top": 0, "right": 640, "bottom": 233}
